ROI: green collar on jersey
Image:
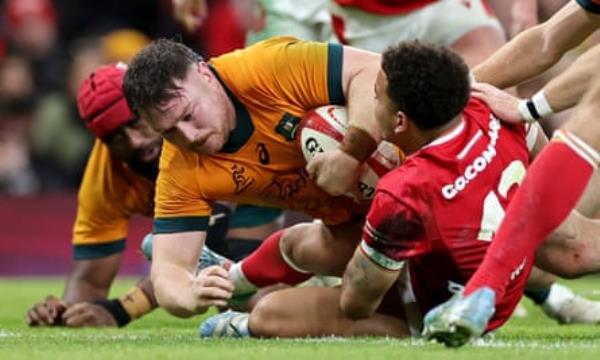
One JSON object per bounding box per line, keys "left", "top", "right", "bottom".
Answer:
{"left": 210, "top": 66, "right": 254, "bottom": 153}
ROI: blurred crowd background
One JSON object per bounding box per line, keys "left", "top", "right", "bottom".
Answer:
{"left": 0, "top": 0, "right": 590, "bottom": 197}
{"left": 0, "top": 0, "right": 256, "bottom": 195}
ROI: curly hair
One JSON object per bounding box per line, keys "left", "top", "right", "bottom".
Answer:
{"left": 381, "top": 41, "right": 470, "bottom": 130}
{"left": 123, "top": 38, "right": 202, "bottom": 117}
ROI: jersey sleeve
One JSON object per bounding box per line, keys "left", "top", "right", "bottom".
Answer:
{"left": 153, "top": 141, "right": 211, "bottom": 234}
{"left": 214, "top": 36, "right": 345, "bottom": 110}
{"left": 72, "top": 141, "right": 130, "bottom": 259}
{"left": 576, "top": 0, "right": 600, "bottom": 14}
{"left": 360, "top": 187, "right": 430, "bottom": 271}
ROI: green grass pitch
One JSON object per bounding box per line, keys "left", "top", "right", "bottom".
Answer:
{"left": 1, "top": 277, "right": 599, "bottom": 359}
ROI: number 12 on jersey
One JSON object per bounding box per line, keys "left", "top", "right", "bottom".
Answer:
{"left": 478, "top": 160, "right": 527, "bottom": 241}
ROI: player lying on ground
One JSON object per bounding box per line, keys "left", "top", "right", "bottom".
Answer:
{"left": 198, "top": 41, "right": 600, "bottom": 338}
{"left": 123, "top": 36, "right": 600, "bottom": 322}
{"left": 423, "top": 0, "right": 600, "bottom": 347}
{"left": 25, "top": 64, "right": 280, "bottom": 328}
{"left": 123, "top": 36, "right": 383, "bottom": 318}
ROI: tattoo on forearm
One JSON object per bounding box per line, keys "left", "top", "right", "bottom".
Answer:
{"left": 344, "top": 253, "right": 373, "bottom": 290}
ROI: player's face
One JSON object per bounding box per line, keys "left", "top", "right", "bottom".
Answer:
{"left": 105, "top": 118, "right": 162, "bottom": 164}
{"left": 144, "top": 62, "right": 236, "bottom": 154}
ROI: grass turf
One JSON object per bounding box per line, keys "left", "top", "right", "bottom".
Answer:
{"left": 0, "top": 277, "right": 599, "bottom": 359}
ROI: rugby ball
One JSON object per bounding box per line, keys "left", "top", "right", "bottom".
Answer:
{"left": 297, "top": 105, "right": 402, "bottom": 200}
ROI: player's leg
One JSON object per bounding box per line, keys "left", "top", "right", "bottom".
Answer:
{"left": 424, "top": 74, "right": 600, "bottom": 347}
{"left": 463, "top": 79, "right": 600, "bottom": 299}
{"left": 200, "top": 287, "right": 410, "bottom": 338}
{"left": 525, "top": 266, "right": 600, "bottom": 324}
{"left": 250, "top": 287, "right": 409, "bottom": 338}
{"left": 536, "top": 210, "right": 600, "bottom": 278}
{"left": 229, "top": 220, "right": 361, "bottom": 297}
{"left": 575, "top": 170, "right": 600, "bottom": 218}
{"left": 225, "top": 205, "right": 284, "bottom": 261}
{"left": 280, "top": 220, "right": 363, "bottom": 276}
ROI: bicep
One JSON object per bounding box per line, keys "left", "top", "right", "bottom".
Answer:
{"left": 152, "top": 231, "right": 207, "bottom": 272}
{"left": 341, "top": 46, "right": 382, "bottom": 140}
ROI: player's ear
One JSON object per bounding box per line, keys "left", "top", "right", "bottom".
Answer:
{"left": 393, "top": 111, "right": 409, "bottom": 135}
{"left": 196, "top": 62, "right": 212, "bottom": 81}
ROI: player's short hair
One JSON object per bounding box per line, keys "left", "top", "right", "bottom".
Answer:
{"left": 382, "top": 41, "right": 470, "bottom": 130}
{"left": 123, "top": 38, "right": 202, "bottom": 117}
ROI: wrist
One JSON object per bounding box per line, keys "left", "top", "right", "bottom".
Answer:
{"left": 118, "top": 286, "right": 154, "bottom": 320}
{"left": 339, "top": 126, "right": 378, "bottom": 162}
{"left": 93, "top": 286, "right": 154, "bottom": 327}
{"left": 92, "top": 298, "right": 131, "bottom": 327}
{"left": 518, "top": 90, "right": 554, "bottom": 123}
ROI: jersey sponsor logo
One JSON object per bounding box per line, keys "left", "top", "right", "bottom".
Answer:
{"left": 442, "top": 116, "right": 501, "bottom": 200}
{"left": 275, "top": 113, "right": 301, "bottom": 141}
{"left": 231, "top": 164, "right": 256, "bottom": 194}
{"left": 256, "top": 143, "right": 270, "bottom": 165}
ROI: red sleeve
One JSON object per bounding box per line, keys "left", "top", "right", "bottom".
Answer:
{"left": 360, "top": 187, "right": 429, "bottom": 271}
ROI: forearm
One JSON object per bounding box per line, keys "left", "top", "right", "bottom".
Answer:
{"left": 339, "top": 249, "right": 399, "bottom": 319}
{"left": 474, "top": 2, "right": 598, "bottom": 88}
{"left": 473, "top": 24, "right": 562, "bottom": 88}
{"left": 62, "top": 255, "right": 120, "bottom": 303}
{"left": 62, "top": 275, "right": 109, "bottom": 303}
{"left": 340, "top": 277, "right": 383, "bottom": 319}
{"left": 544, "top": 43, "right": 600, "bottom": 112}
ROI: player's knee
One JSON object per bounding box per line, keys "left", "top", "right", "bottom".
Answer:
{"left": 538, "top": 240, "right": 589, "bottom": 279}
{"left": 280, "top": 222, "right": 325, "bottom": 265}
{"left": 560, "top": 244, "right": 591, "bottom": 279}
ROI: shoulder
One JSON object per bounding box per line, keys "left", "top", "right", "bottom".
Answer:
{"left": 78, "top": 141, "right": 131, "bottom": 214}
{"left": 462, "top": 97, "right": 492, "bottom": 121}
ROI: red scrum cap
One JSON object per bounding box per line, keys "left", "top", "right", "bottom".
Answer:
{"left": 77, "top": 62, "right": 134, "bottom": 139}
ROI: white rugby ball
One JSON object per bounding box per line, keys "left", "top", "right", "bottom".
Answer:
{"left": 297, "top": 105, "right": 402, "bottom": 200}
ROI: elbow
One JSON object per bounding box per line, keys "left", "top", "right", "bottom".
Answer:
{"left": 156, "top": 296, "right": 196, "bottom": 319}
{"left": 151, "top": 270, "right": 198, "bottom": 318}
{"left": 153, "top": 283, "right": 195, "bottom": 318}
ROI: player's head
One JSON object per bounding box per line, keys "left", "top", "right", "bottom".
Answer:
{"left": 375, "top": 41, "right": 469, "bottom": 150}
{"left": 77, "top": 63, "right": 162, "bottom": 167}
{"left": 123, "top": 39, "right": 235, "bottom": 154}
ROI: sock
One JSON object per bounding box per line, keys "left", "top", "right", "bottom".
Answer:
{"left": 465, "top": 136, "right": 597, "bottom": 298}
{"left": 541, "top": 283, "right": 575, "bottom": 315}
{"left": 524, "top": 287, "right": 551, "bottom": 305}
{"left": 234, "top": 229, "right": 312, "bottom": 290}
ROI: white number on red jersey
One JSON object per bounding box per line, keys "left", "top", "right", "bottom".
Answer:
{"left": 478, "top": 160, "right": 526, "bottom": 241}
